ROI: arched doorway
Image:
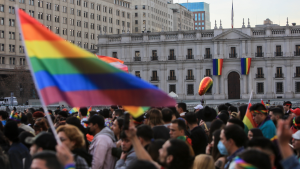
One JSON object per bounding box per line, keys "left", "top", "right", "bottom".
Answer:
{"left": 228, "top": 71, "right": 240, "bottom": 99}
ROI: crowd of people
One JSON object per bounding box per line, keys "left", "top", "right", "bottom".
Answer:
{"left": 0, "top": 101, "right": 300, "bottom": 169}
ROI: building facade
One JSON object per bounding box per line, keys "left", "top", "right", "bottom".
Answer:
{"left": 180, "top": 2, "right": 211, "bottom": 30}
{"left": 167, "top": 3, "right": 194, "bottom": 31}
{"left": 98, "top": 23, "right": 300, "bottom": 100}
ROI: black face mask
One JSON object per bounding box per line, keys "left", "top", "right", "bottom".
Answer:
{"left": 86, "top": 127, "right": 93, "bottom": 135}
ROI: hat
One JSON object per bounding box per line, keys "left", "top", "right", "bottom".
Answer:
{"left": 290, "top": 108, "right": 300, "bottom": 116}
{"left": 283, "top": 101, "right": 292, "bottom": 106}
{"left": 194, "top": 104, "right": 203, "bottom": 110}
{"left": 83, "top": 115, "right": 105, "bottom": 128}
{"left": 25, "top": 132, "right": 57, "bottom": 151}
{"left": 293, "top": 130, "right": 300, "bottom": 140}
{"left": 196, "top": 106, "right": 217, "bottom": 122}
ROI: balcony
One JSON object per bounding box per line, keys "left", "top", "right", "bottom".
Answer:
{"left": 274, "top": 52, "right": 283, "bottom": 56}
{"left": 134, "top": 57, "right": 141, "bottom": 61}
{"left": 229, "top": 53, "right": 237, "bottom": 58}
{"left": 168, "top": 55, "right": 176, "bottom": 60}
{"left": 295, "top": 73, "right": 300, "bottom": 77}
{"left": 186, "top": 76, "right": 194, "bottom": 80}
{"left": 255, "top": 52, "right": 264, "bottom": 57}
{"left": 256, "top": 74, "right": 264, "bottom": 78}
{"left": 151, "top": 77, "right": 159, "bottom": 81}
{"left": 295, "top": 51, "right": 300, "bottom": 56}
{"left": 204, "top": 54, "right": 212, "bottom": 59}
{"left": 275, "top": 73, "right": 284, "bottom": 78}
{"left": 168, "top": 76, "right": 176, "bottom": 80}
{"left": 204, "top": 74, "right": 212, "bottom": 78}
{"left": 186, "top": 55, "right": 194, "bottom": 59}
{"left": 151, "top": 56, "right": 158, "bottom": 61}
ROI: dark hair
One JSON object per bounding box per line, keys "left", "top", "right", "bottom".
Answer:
{"left": 19, "top": 131, "right": 35, "bottom": 150}
{"left": 249, "top": 128, "right": 264, "bottom": 138}
{"left": 218, "top": 104, "right": 228, "bottom": 112}
{"left": 120, "top": 130, "right": 128, "bottom": 140}
{"left": 168, "top": 107, "right": 180, "bottom": 118}
{"left": 0, "top": 111, "right": 8, "bottom": 120}
{"left": 127, "top": 160, "right": 157, "bottom": 169}
{"left": 185, "top": 112, "right": 197, "bottom": 124}
{"left": 248, "top": 137, "right": 276, "bottom": 155}
{"left": 58, "top": 111, "right": 68, "bottom": 118}
{"left": 38, "top": 107, "right": 44, "bottom": 113}
{"left": 177, "top": 103, "right": 187, "bottom": 112}
{"left": 114, "top": 109, "right": 124, "bottom": 116}
{"left": 54, "top": 110, "right": 60, "bottom": 115}
{"left": 212, "top": 129, "right": 223, "bottom": 161}
{"left": 275, "top": 105, "right": 284, "bottom": 114}
{"left": 269, "top": 107, "right": 284, "bottom": 118}
{"left": 89, "top": 111, "right": 98, "bottom": 117}
{"left": 111, "top": 105, "right": 118, "bottom": 110}
{"left": 32, "top": 151, "right": 64, "bottom": 169}
{"left": 239, "top": 104, "right": 248, "bottom": 121}
{"left": 228, "top": 106, "right": 238, "bottom": 112}
{"left": 79, "top": 107, "right": 88, "bottom": 116}
{"left": 171, "top": 119, "right": 186, "bottom": 131}
{"left": 137, "top": 124, "right": 153, "bottom": 142}
{"left": 167, "top": 139, "right": 194, "bottom": 169}
{"left": 20, "top": 113, "right": 27, "bottom": 124}
{"left": 162, "top": 108, "right": 173, "bottom": 123}
{"left": 223, "top": 124, "right": 247, "bottom": 147}
{"left": 228, "top": 118, "right": 244, "bottom": 129}
{"left": 147, "top": 139, "right": 165, "bottom": 162}
{"left": 220, "top": 110, "right": 229, "bottom": 117}
{"left": 209, "top": 119, "right": 224, "bottom": 143}
{"left": 250, "top": 103, "right": 267, "bottom": 116}
{"left": 26, "top": 112, "right": 34, "bottom": 126}
{"left": 217, "top": 113, "right": 229, "bottom": 124}
{"left": 238, "top": 149, "right": 271, "bottom": 169}
{"left": 101, "top": 109, "right": 110, "bottom": 118}
{"left": 4, "top": 121, "right": 19, "bottom": 142}
{"left": 28, "top": 108, "right": 35, "bottom": 114}
{"left": 116, "top": 117, "right": 124, "bottom": 130}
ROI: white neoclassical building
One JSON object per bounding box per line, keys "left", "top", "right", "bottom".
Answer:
{"left": 97, "top": 20, "right": 300, "bottom": 100}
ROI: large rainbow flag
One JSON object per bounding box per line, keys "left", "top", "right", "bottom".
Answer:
{"left": 97, "top": 55, "right": 128, "bottom": 72}
{"left": 241, "top": 58, "right": 251, "bottom": 75}
{"left": 17, "top": 9, "right": 175, "bottom": 108}
{"left": 242, "top": 103, "right": 257, "bottom": 131}
{"left": 213, "top": 59, "right": 223, "bottom": 75}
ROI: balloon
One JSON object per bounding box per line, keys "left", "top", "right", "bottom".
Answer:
{"left": 198, "top": 77, "right": 213, "bottom": 96}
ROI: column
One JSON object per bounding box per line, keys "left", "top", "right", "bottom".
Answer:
{"left": 242, "top": 41, "right": 246, "bottom": 57}
{"left": 266, "top": 40, "right": 271, "bottom": 57}
{"left": 247, "top": 40, "right": 252, "bottom": 57}
{"left": 219, "top": 41, "right": 223, "bottom": 58}
{"left": 285, "top": 62, "right": 293, "bottom": 98}
{"left": 220, "top": 75, "right": 225, "bottom": 96}
{"left": 214, "top": 42, "right": 218, "bottom": 59}
{"left": 243, "top": 75, "right": 247, "bottom": 94}
{"left": 266, "top": 63, "right": 273, "bottom": 98}
{"left": 214, "top": 75, "right": 219, "bottom": 94}
{"left": 177, "top": 65, "right": 184, "bottom": 99}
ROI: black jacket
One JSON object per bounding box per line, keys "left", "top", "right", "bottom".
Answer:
{"left": 190, "top": 126, "right": 208, "bottom": 156}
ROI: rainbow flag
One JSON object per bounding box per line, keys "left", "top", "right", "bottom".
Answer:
{"left": 123, "top": 106, "right": 149, "bottom": 118}
{"left": 17, "top": 9, "right": 175, "bottom": 108}
{"left": 241, "top": 58, "right": 251, "bottom": 75}
{"left": 213, "top": 59, "right": 223, "bottom": 75}
{"left": 69, "top": 107, "right": 80, "bottom": 114}
{"left": 10, "top": 112, "right": 21, "bottom": 122}
{"left": 261, "top": 99, "right": 265, "bottom": 107}
{"left": 242, "top": 103, "right": 257, "bottom": 131}
{"left": 97, "top": 55, "right": 128, "bottom": 72}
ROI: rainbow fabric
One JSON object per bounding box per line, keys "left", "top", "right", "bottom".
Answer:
{"left": 234, "top": 157, "right": 257, "bottom": 169}
{"left": 241, "top": 58, "right": 251, "bottom": 75}
{"left": 10, "top": 112, "right": 21, "bottom": 122}
{"left": 69, "top": 107, "right": 80, "bottom": 114}
{"left": 123, "top": 106, "right": 149, "bottom": 118}
{"left": 97, "top": 55, "right": 128, "bottom": 72}
{"left": 242, "top": 103, "right": 257, "bottom": 131}
{"left": 18, "top": 9, "right": 175, "bottom": 108}
{"left": 261, "top": 99, "right": 265, "bottom": 107}
{"left": 251, "top": 110, "right": 268, "bottom": 114}
{"left": 198, "top": 77, "right": 213, "bottom": 96}
{"left": 213, "top": 59, "right": 223, "bottom": 75}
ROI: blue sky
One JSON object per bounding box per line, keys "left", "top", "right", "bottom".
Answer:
{"left": 177, "top": 0, "right": 300, "bottom": 29}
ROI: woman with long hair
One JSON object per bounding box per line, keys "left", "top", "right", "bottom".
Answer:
{"left": 206, "top": 129, "right": 226, "bottom": 169}
{"left": 33, "top": 118, "right": 49, "bottom": 135}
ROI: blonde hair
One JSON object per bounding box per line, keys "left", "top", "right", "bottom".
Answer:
{"left": 56, "top": 124, "right": 85, "bottom": 149}
{"left": 193, "top": 154, "right": 215, "bottom": 169}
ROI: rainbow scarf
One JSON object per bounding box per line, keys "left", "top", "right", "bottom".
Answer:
{"left": 234, "top": 157, "right": 257, "bottom": 169}
{"left": 17, "top": 9, "right": 175, "bottom": 108}
{"left": 241, "top": 58, "right": 251, "bottom": 75}
{"left": 10, "top": 112, "right": 21, "bottom": 122}
{"left": 213, "top": 59, "right": 223, "bottom": 75}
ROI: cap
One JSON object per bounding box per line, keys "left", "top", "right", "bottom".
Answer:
{"left": 25, "top": 132, "right": 57, "bottom": 151}
{"left": 194, "top": 104, "right": 203, "bottom": 110}
{"left": 293, "top": 130, "right": 300, "bottom": 140}
{"left": 83, "top": 115, "right": 105, "bottom": 128}
{"left": 290, "top": 108, "right": 300, "bottom": 116}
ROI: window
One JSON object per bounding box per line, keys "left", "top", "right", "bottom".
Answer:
{"left": 29, "top": 10, "right": 34, "bottom": 17}
{"left": 0, "top": 18, "right": 3, "bottom": 25}
{"left": 84, "top": 32, "right": 88, "bottom": 38}
{"left": 152, "top": 50, "right": 157, "bottom": 57}
{"left": 103, "top": 6, "right": 106, "bottom": 12}
{"left": 84, "top": 43, "right": 88, "bottom": 49}
{"left": 90, "top": 23, "right": 94, "bottom": 29}
{"left": 169, "top": 85, "right": 176, "bottom": 93}
{"left": 170, "top": 49, "right": 174, "bottom": 57}
{"left": 296, "top": 67, "right": 300, "bottom": 77}
{"left": 276, "top": 67, "right": 282, "bottom": 76}
{"left": 9, "top": 32, "right": 15, "bottom": 39}
{"left": 135, "top": 5, "right": 138, "bottom": 9}
{"left": 55, "top": 4, "right": 59, "bottom": 11}
{"left": 55, "top": 16, "right": 59, "bottom": 23}
{"left": 127, "top": 22, "right": 130, "bottom": 28}
{"left": 19, "top": 0, "right": 25, "bottom": 3}
{"left": 29, "top": 0, "right": 34, "bottom": 5}
{"left": 70, "top": 0, "right": 74, "bottom": 4}
{"left": 276, "top": 82, "right": 283, "bottom": 93}
{"left": 91, "top": 3, "right": 94, "bottom": 9}
{"left": 71, "top": 8, "right": 74, "bottom": 15}
{"left": 143, "top": 5, "right": 145, "bottom": 9}
{"left": 0, "top": 44, "right": 4, "bottom": 51}
{"left": 188, "top": 69, "right": 193, "bottom": 76}
{"left": 84, "top": 22, "right": 88, "bottom": 28}
{"left": 38, "top": 12, "right": 43, "bottom": 19}
{"left": 77, "top": 20, "right": 81, "bottom": 27}
{"left": 109, "top": 8, "right": 112, "bottom": 14}
{"left": 84, "top": 11, "right": 88, "bottom": 18}
{"left": 97, "top": 14, "right": 101, "bottom": 21}
{"left": 135, "top": 51, "right": 140, "bottom": 57}
{"left": 77, "top": 0, "right": 81, "bottom": 6}
{"left": 276, "top": 45, "right": 282, "bottom": 56}
{"left": 9, "top": 45, "right": 15, "bottom": 52}
{"left": 296, "top": 82, "right": 300, "bottom": 93}
{"left": 109, "top": 17, "right": 112, "bottom": 23}
{"left": 55, "top": 27, "right": 59, "bottom": 34}
{"left": 77, "top": 10, "right": 81, "bottom": 16}
{"left": 103, "top": 16, "right": 106, "bottom": 22}
{"left": 205, "top": 48, "right": 210, "bottom": 56}
{"left": 20, "top": 58, "right": 25, "bottom": 65}
{"left": 152, "top": 71, "right": 158, "bottom": 79}
{"left": 135, "top": 13, "right": 138, "bottom": 17}
{"left": 195, "top": 13, "right": 197, "bottom": 21}
{"left": 63, "top": 17, "right": 67, "bottom": 24}
{"left": 170, "top": 70, "right": 175, "bottom": 77}
{"left": 188, "top": 49, "right": 192, "bottom": 56}
{"left": 97, "top": 24, "right": 101, "bottom": 30}
{"left": 202, "top": 13, "right": 204, "bottom": 20}
{"left": 135, "top": 20, "right": 138, "bottom": 24}
{"left": 0, "top": 31, "right": 4, "bottom": 38}
{"left": 70, "top": 29, "right": 74, "bottom": 36}
{"left": 9, "top": 19, "right": 15, "bottom": 26}
{"left": 122, "top": 21, "right": 125, "bottom": 26}
{"left": 0, "top": 57, "right": 4, "bottom": 64}
{"left": 127, "top": 13, "right": 130, "bottom": 18}
{"left": 135, "top": 27, "right": 138, "bottom": 32}
{"left": 112, "top": 52, "right": 117, "bottom": 58}
{"left": 38, "top": 0, "right": 43, "bottom": 7}
{"left": 9, "top": 57, "right": 15, "bottom": 65}
{"left": 77, "top": 41, "right": 81, "bottom": 47}
{"left": 19, "top": 46, "right": 24, "bottom": 53}
{"left": 91, "top": 33, "right": 94, "bottom": 39}
{"left": 46, "top": 2, "right": 52, "bottom": 9}
{"left": 9, "top": 6, "right": 15, "bottom": 14}
{"left": 257, "top": 83, "right": 264, "bottom": 94}
{"left": 90, "top": 13, "right": 94, "bottom": 19}
{"left": 47, "top": 14, "right": 51, "bottom": 21}
{"left": 46, "top": 25, "right": 51, "bottom": 30}
{"left": 77, "top": 31, "right": 81, "bottom": 37}
{"left": 70, "top": 19, "right": 74, "bottom": 25}
{"left": 62, "top": 29, "right": 67, "bottom": 35}
{"left": 83, "top": 1, "right": 87, "bottom": 7}
{"left": 135, "top": 71, "right": 140, "bottom": 78}
{"left": 187, "top": 84, "right": 194, "bottom": 95}
{"left": 206, "top": 69, "right": 211, "bottom": 76}
{"left": 63, "top": 6, "right": 67, "bottom": 13}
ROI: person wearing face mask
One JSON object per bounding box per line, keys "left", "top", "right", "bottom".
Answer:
{"left": 218, "top": 124, "right": 247, "bottom": 169}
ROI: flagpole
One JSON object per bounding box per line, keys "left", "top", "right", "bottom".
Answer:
{"left": 246, "top": 89, "right": 253, "bottom": 110}
{"left": 15, "top": 6, "right": 61, "bottom": 144}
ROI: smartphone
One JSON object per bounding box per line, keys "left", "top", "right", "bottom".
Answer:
{"left": 123, "top": 112, "right": 130, "bottom": 130}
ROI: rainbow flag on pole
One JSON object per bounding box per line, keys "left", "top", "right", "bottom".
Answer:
{"left": 213, "top": 59, "right": 223, "bottom": 75}
{"left": 17, "top": 9, "right": 175, "bottom": 108}
{"left": 123, "top": 106, "right": 149, "bottom": 118}
{"left": 241, "top": 58, "right": 251, "bottom": 75}
{"left": 242, "top": 103, "right": 257, "bottom": 131}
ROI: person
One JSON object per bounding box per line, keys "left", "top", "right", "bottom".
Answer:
{"left": 147, "top": 139, "right": 165, "bottom": 163}
{"left": 33, "top": 117, "right": 49, "bottom": 135}
{"left": 192, "top": 154, "right": 214, "bottom": 169}
{"left": 226, "top": 118, "right": 244, "bottom": 130}
{"left": 115, "top": 131, "right": 137, "bottom": 169}
{"left": 208, "top": 119, "right": 224, "bottom": 142}
{"left": 31, "top": 151, "right": 64, "bottom": 169}
{"left": 217, "top": 112, "right": 229, "bottom": 125}
{"left": 247, "top": 128, "right": 264, "bottom": 140}
{"left": 32, "top": 111, "right": 45, "bottom": 120}
{"left": 101, "top": 109, "right": 113, "bottom": 129}
{"left": 238, "top": 104, "right": 247, "bottom": 121}
{"left": 292, "top": 130, "right": 300, "bottom": 161}
{"left": 26, "top": 132, "right": 57, "bottom": 156}
{"left": 283, "top": 101, "right": 292, "bottom": 119}
{"left": 233, "top": 149, "right": 271, "bottom": 169}
{"left": 136, "top": 124, "right": 153, "bottom": 150}
{"left": 194, "top": 104, "right": 203, "bottom": 112}
{"left": 85, "top": 115, "right": 116, "bottom": 169}
{"left": 112, "top": 109, "right": 124, "bottom": 120}
{"left": 250, "top": 103, "right": 276, "bottom": 139}
{"left": 19, "top": 131, "right": 35, "bottom": 150}
{"left": 110, "top": 105, "right": 118, "bottom": 114}
{"left": 228, "top": 106, "right": 237, "bottom": 116}
{"left": 162, "top": 108, "right": 173, "bottom": 128}
{"left": 290, "top": 116, "right": 300, "bottom": 134}
{"left": 79, "top": 107, "right": 88, "bottom": 127}
{"left": 4, "top": 121, "right": 31, "bottom": 169}
{"left": 269, "top": 107, "right": 284, "bottom": 127}
{"left": 133, "top": 115, "right": 144, "bottom": 128}
{"left": 0, "top": 111, "right": 8, "bottom": 126}
{"left": 0, "top": 146, "right": 9, "bottom": 169}
{"left": 207, "top": 129, "right": 226, "bottom": 169}
{"left": 66, "top": 117, "right": 89, "bottom": 151}
{"left": 147, "top": 109, "right": 170, "bottom": 140}
{"left": 27, "top": 112, "right": 34, "bottom": 127}
{"left": 185, "top": 112, "right": 208, "bottom": 155}
{"left": 112, "top": 117, "right": 124, "bottom": 145}
{"left": 176, "top": 102, "right": 187, "bottom": 117}
{"left": 56, "top": 125, "right": 90, "bottom": 168}
{"left": 219, "top": 124, "right": 247, "bottom": 169}
{"left": 218, "top": 104, "right": 228, "bottom": 114}
{"left": 169, "top": 119, "right": 195, "bottom": 156}
{"left": 126, "top": 160, "right": 157, "bottom": 169}
{"left": 18, "top": 113, "right": 35, "bottom": 134}
{"left": 196, "top": 106, "right": 217, "bottom": 131}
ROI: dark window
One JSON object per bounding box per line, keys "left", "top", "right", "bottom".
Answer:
{"left": 169, "top": 84, "right": 176, "bottom": 93}
{"left": 170, "top": 70, "right": 175, "bottom": 77}
{"left": 231, "top": 47, "right": 236, "bottom": 54}
{"left": 188, "top": 49, "right": 192, "bottom": 55}
{"left": 276, "top": 67, "right": 282, "bottom": 77}
{"left": 276, "top": 45, "right": 281, "bottom": 53}
{"left": 112, "top": 52, "right": 117, "bottom": 58}
{"left": 297, "top": 67, "right": 300, "bottom": 74}
{"left": 257, "top": 68, "right": 263, "bottom": 75}
{"left": 188, "top": 70, "right": 193, "bottom": 76}
{"left": 135, "top": 51, "right": 140, "bottom": 57}
{"left": 152, "top": 71, "right": 157, "bottom": 77}
{"left": 296, "top": 82, "right": 300, "bottom": 93}
{"left": 257, "top": 46, "right": 262, "bottom": 53}
{"left": 206, "top": 69, "right": 211, "bottom": 76}
{"left": 152, "top": 50, "right": 157, "bottom": 57}
{"left": 206, "top": 48, "right": 210, "bottom": 55}
{"left": 170, "top": 49, "right": 174, "bottom": 57}
{"left": 135, "top": 71, "right": 140, "bottom": 77}
{"left": 276, "top": 82, "right": 283, "bottom": 93}
{"left": 257, "top": 83, "right": 264, "bottom": 94}
{"left": 187, "top": 84, "right": 194, "bottom": 95}
{"left": 296, "top": 45, "right": 300, "bottom": 55}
